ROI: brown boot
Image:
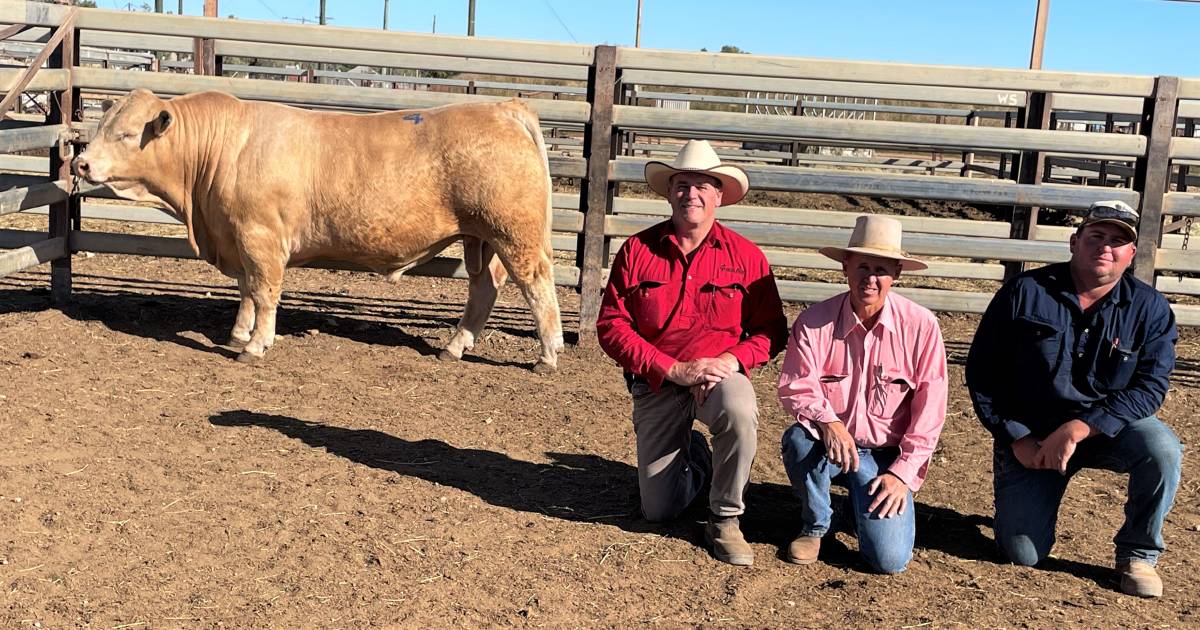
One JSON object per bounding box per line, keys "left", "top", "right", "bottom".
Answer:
{"left": 786, "top": 535, "right": 821, "bottom": 565}
{"left": 1118, "top": 560, "right": 1163, "bottom": 598}
{"left": 704, "top": 516, "right": 753, "bottom": 566}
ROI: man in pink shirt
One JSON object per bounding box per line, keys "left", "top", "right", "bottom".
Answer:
{"left": 597, "top": 140, "right": 787, "bottom": 566}
{"left": 777, "top": 215, "right": 948, "bottom": 573}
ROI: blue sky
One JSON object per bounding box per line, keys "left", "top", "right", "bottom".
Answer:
{"left": 132, "top": 1, "right": 1195, "bottom": 78}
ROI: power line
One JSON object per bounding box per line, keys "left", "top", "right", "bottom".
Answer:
{"left": 253, "top": 0, "right": 281, "bottom": 18}
{"left": 541, "top": 0, "right": 577, "bottom": 43}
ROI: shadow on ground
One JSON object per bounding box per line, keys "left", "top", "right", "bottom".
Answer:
{"left": 207, "top": 409, "right": 1088, "bottom": 577}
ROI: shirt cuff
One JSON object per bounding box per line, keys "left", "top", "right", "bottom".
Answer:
{"left": 887, "top": 456, "right": 923, "bottom": 492}
{"left": 725, "top": 344, "right": 753, "bottom": 374}
{"left": 1080, "top": 408, "right": 1125, "bottom": 437}
{"left": 646, "top": 351, "right": 677, "bottom": 391}
{"left": 1003, "top": 420, "right": 1032, "bottom": 443}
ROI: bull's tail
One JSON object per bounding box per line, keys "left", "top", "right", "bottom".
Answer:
{"left": 515, "top": 103, "right": 555, "bottom": 261}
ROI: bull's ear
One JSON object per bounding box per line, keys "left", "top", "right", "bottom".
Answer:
{"left": 153, "top": 109, "right": 173, "bottom": 137}
{"left": 100, "top": 99, "right": 115, "bottom": 113}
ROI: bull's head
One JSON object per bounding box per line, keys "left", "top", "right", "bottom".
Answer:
{"left": 73, "top": 88, "right": 173, "bottom": 186}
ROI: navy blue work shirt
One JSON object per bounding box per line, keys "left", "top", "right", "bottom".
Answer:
{"left": 966, "top": 262, "right": 1177, "bottom": 445}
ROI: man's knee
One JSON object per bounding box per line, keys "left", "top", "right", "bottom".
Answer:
{"left": 1141, "top": 421, "right": 1184, "bottom": 474}
{"left": 863, "top": 546, "right": 912, "bottom": 575}
{"left": 641, "top": 500, "right": 684, "bottom": 523}
{"left": 714, "top": 376, "right": 757, "bottom": 425}
{"left": 998, "top": 534, "right": 1048, "bottom": 567}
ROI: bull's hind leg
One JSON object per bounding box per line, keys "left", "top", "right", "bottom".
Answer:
{"left": 491, "top": 239, "right": 564, "bottom": 374}
{"left": 236, "top": 238, "right": 287, "bottom": 363}
{"left": 441, "top": 236, "right": 507, "bottom": 362}
{"left": 228, "top": 276, "right": 255, "bottom": 347}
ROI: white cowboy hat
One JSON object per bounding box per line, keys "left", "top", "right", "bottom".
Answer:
{"left": 644, "top": 139, "right": 749, "bottom": 206}
{"left": 819, "top": 215, "right": 928, "bottom": 272}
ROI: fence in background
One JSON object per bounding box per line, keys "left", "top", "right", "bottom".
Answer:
{"left": 0, "top": 1, "right": 1197, "bottom": 331}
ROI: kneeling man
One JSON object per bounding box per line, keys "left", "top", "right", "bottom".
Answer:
{"left": 778, "top": 215, "right": 947, "bottom": 574}
{"left": 597, "top": 140, "right": 788, "bottom": 566}
{"left": 967, "top": 200, "right": 1181, "bottom": 597}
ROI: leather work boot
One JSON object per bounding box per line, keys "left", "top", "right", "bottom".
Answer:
{"left": 704, "top": 515, "right": 753, "bottom": 566}
{"left": 1118, "top": 560, "right": 1163, "bottom": 598}
{"left": 786, "top": 535, "right": 821, "bottom": 565}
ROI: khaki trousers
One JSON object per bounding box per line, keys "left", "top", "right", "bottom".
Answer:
{"left": 630, "top": 372, "right": 758, "bottom": 520}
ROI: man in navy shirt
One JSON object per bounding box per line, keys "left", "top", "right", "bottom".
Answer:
{"left": 967, "top": 200, "right": 1181, "bottom": 598}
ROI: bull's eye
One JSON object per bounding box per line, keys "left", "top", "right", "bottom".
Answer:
{"left": 118, "top": 132, "right": 135, "bottom": 142}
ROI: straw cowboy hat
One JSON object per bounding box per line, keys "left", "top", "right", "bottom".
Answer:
{"left": 819, "top": 215, "right": 928, "bottom": 272}
{"left": 645, "top": 140, "right": 750, "bottom": 206}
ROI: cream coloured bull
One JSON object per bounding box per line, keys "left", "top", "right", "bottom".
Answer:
{"left": 73, "top": 89, "right": 563, "bottom": 372}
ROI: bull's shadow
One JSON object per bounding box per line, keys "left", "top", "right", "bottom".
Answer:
{"left": 0, "top": 273, "right": 561, "bottom": 369}
{"left": 209, "top": 410, "right": 1013, "bottom": 571}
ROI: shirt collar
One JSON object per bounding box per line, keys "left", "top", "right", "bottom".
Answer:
{"left": 1048, "top": 261, "right": 1133, "bottom": 311}
{"left": 833, "top": 291, "right": 894, "bottom": 339}
{"left": 656, "top": 219, "right": 725, "bottom": 250}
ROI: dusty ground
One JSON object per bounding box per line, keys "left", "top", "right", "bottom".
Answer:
{"left": 1, "top": 243, "right": 1199, "bottom": 628}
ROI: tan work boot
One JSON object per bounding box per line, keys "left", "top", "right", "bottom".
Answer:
{"left": 704, "top": 516, "right": 753, "bottom": 566}
{"left": 1118, "top": 560, "right": 1163, "bottom": 598}
{"left": 786, "top": 535, "right": 821, "bottom": 565}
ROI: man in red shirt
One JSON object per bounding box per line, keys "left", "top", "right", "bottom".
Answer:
{"left": 596, "top": 140, "right": 788, "bottom": 566}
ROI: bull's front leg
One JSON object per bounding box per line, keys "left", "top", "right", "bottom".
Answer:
{"left": 236, "top": 244, "right": 286, "bottom": 364}
{"left": 228, "top": 276, "right": 255, "bottom": 347}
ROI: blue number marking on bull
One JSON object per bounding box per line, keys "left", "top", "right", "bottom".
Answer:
{"left": 403, "top": 113, "right": 424, "bottom": 125}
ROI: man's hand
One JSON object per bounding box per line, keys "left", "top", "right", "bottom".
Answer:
{"left": 816, "top": 421, "right": 859, "bottom": 472}
{"left": 866, "top": 472, "right": 908, "bottom": 518}
{"left": 1033, "top": 419, "right": 1096, "bottom": 475}
{"left": 665, "top": 353, "right": 739, "bottom": 387}
{"left": 1011, "top": 435, "right": 1041, "bottom": 469}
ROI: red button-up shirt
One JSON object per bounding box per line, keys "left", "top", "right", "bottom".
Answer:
{"left": 597, "top": 220, "right": 788, "bottom": 390}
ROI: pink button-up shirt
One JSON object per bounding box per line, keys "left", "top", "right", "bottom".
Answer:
{"left": 777, "top": 292, "right": 948, "bottom": 491}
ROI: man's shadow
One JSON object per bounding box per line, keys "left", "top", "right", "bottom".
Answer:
{"left": 210, "top": 409, "right": 694, "bottom": 541}
{"left": 208, "top": 410, "right": 1095, "bottom": 578}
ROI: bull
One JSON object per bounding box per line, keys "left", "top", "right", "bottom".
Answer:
{"left": 73, "top": 89, "right": 564, "bottom": 372}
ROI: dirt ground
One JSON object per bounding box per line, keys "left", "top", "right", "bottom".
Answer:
{"left": 1, "top": 242, "right": 1199, "bottom": 629}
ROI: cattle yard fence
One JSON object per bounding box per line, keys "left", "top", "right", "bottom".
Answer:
{"left": 0, "top": 1, "right": 1197, "bottom": 332}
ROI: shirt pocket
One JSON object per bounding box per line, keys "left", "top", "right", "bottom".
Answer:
{"left": 819, "top": 374, "right": 849, "bottom": 416}
{"left": 870, "top": 369, "right": 913, "bottom": 418}
{"left": 701, "top": 281, "right": 746, "bottom": 332}
{"left": 1013, "top": 314, "right": 1063, "bottom": 373}
{"left": 1096, "top": 344, "right": 1138, "bottom": 390}
{"left": 625, "top": 279, "right": 675, "bottom": 332}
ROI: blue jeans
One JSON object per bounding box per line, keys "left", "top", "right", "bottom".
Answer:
{"left": 993, "top": 415, "right": 1183, "bottom": 567}
{"left": 781, "top": 424, "right": 915, "bottom": 574}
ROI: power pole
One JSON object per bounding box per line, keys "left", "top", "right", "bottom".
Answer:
{"left": 177, "top": 0, "right": 182, "bottom": 14}
{"left": 1029, "top": 0, "right": 1050, "bottom": 69}
{"left": 320, "top": 0, "right": 327, "bottom": 25}
{"left": 432, "top": 14, "right": 437, "bottom": 33}
{"left": 383, "top": 0, "right": 389, "bottom": 30}
{"left": 635, "top": 0, "right": 643, "bottom": 47}
{"left": 154, "top": 0, "right": 162, "bottom": 12}
{"left": 467, "top": 0, "right": 475, "bottom": 36}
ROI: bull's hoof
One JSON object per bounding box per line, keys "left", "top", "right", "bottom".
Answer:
{"left": 236, "top": 350, "right": 264, "bottom": 365}
{"left": 228, "top": 335, "right": 250, "bottom": 348}
{"left": 437, "top": 349, "right": 461, "bottom": 362}
{"left": 531, "top": 360, "right": 557, "bottom": 375}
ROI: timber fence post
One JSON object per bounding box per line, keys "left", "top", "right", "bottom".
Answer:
{"left": 575, "top": 45, "right": 617, "bottom": 343}
{"left": 1132, "top": 76, "right": 1180, "bottom": 285}
{"left": 48, "top": 13, "right": 79, "bottom": 306}
{"left": 1004, "top": 91, "right": 1051, "bottom": 280}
